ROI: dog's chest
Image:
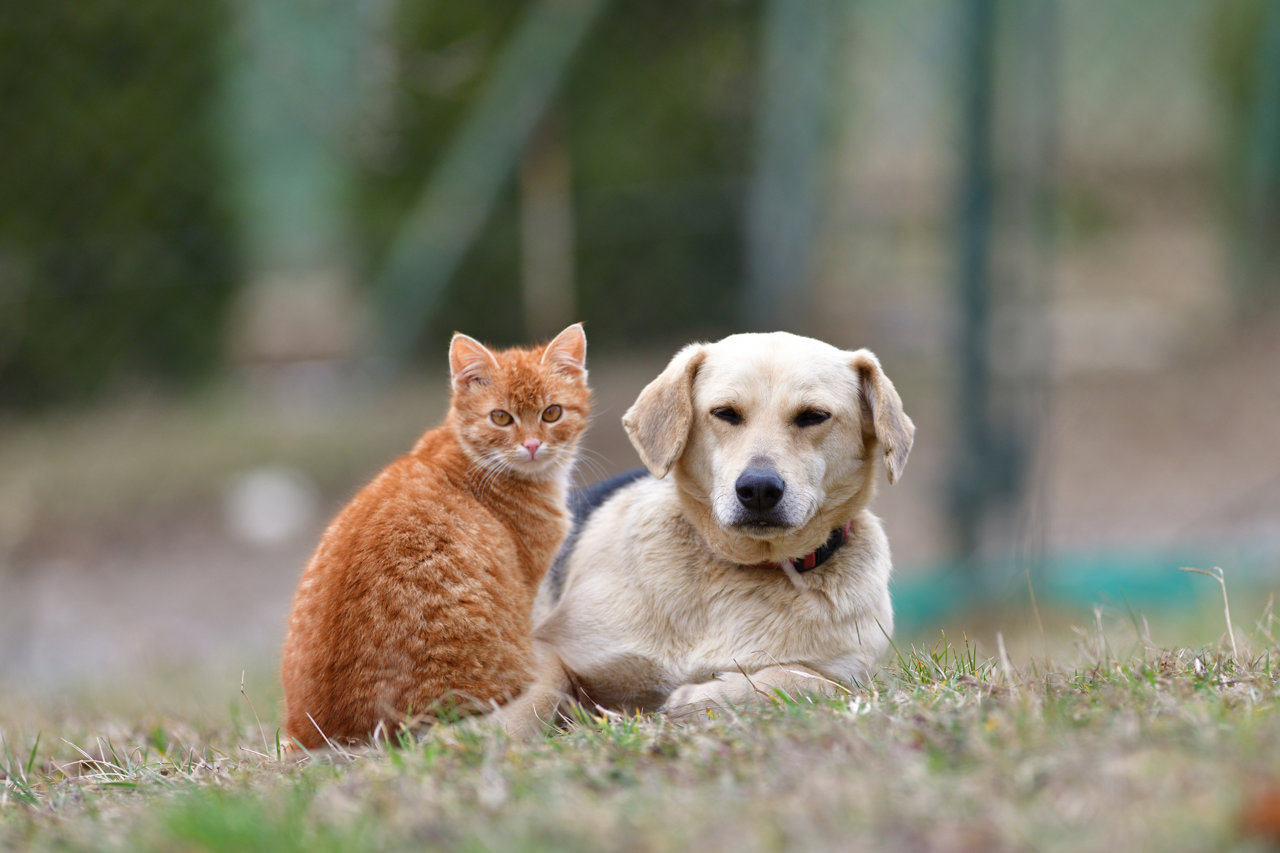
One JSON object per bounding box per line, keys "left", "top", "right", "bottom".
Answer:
{"left": 682, "top": 565, "right": 851, "bottom": 658}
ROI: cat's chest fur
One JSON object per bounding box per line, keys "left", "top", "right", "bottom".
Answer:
{"left": 408, "top": 430, "right": 571, "bottom": 580}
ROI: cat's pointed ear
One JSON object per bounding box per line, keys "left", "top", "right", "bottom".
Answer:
{"left": 449, "top": 333, "right": 499, "bottom": 392}
{"left": 541, "top": 323, "right": 587, "bottom": 381}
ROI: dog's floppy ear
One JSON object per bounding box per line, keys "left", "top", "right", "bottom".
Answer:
{"left": 623, "top": 344, "right": 708, "bottom": 478}
{"left": 850, "top": 349, "right": 915, "bottom": 484}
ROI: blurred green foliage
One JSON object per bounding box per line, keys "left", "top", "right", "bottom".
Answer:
{"left": 352, "top": 0, "right": 760, "bottom": 354}
{"left": 1209, "top": 0, "right": 1280, "bottom": 307}
{"left": 0, "top": 1, "right": 238, "bottom": 407}
{"left": 1210, "top": 0, "right": 1271, "bottom": 144}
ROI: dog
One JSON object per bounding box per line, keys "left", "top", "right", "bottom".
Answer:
{"left": 497, "top": 331, "right": 914, "bottom": 733}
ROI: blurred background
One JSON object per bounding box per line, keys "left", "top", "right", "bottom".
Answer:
{"left": 2, "top": 0, "right": 1279, "bottom": 702}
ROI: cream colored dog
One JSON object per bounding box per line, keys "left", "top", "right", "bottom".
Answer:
{"left": 498, "top": 331, "right": 913, "bottom": 733}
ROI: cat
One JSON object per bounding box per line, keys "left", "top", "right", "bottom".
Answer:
{"left": 280, "top": 323, "right": 589, "bottom": 749}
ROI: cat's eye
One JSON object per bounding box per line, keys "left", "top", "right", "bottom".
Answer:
{"left": 711, "top": 407, "right": 743, "bottom": 426}
{"left": 542, "top": 405, "right": 563, "bottom": 423}
{"left": 794, "top": 409, "right": 831, "bottom": 428}
{"left": 490, "top": 410, "right": 513, "bottom": 426}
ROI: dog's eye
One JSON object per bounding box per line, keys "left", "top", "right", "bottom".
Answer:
{"left": 711, "top": 407, "right": 743, "bottom": 426}
{"left": 794, "top": 409, "right": 831, "bottom": 428}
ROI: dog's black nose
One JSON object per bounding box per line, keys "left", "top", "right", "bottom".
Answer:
{"left": 735, "top": 468, "right": 785, "bottom": 512}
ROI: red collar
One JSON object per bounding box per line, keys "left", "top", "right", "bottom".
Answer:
{"left": 749, "top": 521, "right": 853, "bottom": 574}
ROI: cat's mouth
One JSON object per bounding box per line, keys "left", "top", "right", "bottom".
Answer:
{"left": 509, "top": 449, "right": 564, "bottom": 477}
{"left": 518, "top": 454, "right": 551, "bottom": 467}
{"left": 517, "top": 445, "right": 550, "bottom": 462}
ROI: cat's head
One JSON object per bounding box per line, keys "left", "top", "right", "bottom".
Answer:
{"left": 448, "top": 323, "right": 590, "bottom": 482}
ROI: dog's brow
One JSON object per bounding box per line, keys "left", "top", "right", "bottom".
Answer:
{"left": 794, "top": 390, "right": 839, "bottom": 409}
{"left": 707, "top": 391, "right": 745, "bottom": 408}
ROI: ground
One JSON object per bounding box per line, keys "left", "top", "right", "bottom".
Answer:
{"left": 2, "top": 620, "right": 1278, "bottom": 852}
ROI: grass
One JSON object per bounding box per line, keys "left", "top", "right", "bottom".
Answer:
{"left": 2, "top": 599, "right": 1279, "bottom": 853}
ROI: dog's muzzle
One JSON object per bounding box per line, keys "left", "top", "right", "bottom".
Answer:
{"left": 734, "top": 466, "right": 787, "bottom": 527}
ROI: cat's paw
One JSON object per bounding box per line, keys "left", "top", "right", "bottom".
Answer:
{"left": 490, "top": 699, "right": 558, "bottom": 740}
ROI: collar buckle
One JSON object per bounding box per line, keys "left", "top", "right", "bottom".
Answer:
{"left": 752, "top": 520, "right": 853, "bottom": 574}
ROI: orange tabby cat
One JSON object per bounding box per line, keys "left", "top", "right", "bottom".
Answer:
{"left": 280, "top": 324, "right": 589, "bottom": 748}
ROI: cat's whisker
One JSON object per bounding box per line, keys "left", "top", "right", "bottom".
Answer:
{"left": 473, "top": 463, "right": 504, "bottom": 501}
{"left": 482, "top": 462, "right": 511, "bottom": 497}
{"left": 570, "top": 447, "right": 615, "bottom": 487}
{"left": 469, "top": 449, "right": 514, "bottom": 500}
{"left": 571, "top": 460, "right": 607, "bottom": 488}
{"left": 579, "top": 446, "right": 611, "bottom": 465}
{"left": 574, "top": 446, "right": 611, "bottom": 467}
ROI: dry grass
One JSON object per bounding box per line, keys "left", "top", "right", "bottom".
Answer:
{"left": 3, "top": 593, "right": 1279, "bottom": 853}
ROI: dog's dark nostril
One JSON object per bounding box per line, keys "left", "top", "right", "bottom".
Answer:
{"left": 735, "top": 468, "right": 785, "bottom": 512}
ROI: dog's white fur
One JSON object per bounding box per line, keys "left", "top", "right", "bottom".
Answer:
{"left": 497, "top": 331, "right": 914, "bottom": 733}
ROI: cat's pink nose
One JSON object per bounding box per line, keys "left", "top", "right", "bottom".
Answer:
{"left": 523, "top": 439, "right": 542, "bottom": 460}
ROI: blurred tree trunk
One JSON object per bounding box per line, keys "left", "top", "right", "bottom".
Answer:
{"left": 520, "top": 112, "right": 577, "bottom": 339}
{"left": 743, "top": 0, "right": 844, "bottom": 332}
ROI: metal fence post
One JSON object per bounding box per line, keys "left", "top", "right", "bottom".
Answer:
{"left": 743, "top": 0, "right": 844, "bottom": 332}
{"left": 951, "top": 0, "right": 998, "bottom": 570}
{"left": 1236, "top": 0, "right": 1280, "bottom": 312}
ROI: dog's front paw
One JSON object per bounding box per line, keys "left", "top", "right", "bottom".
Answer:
{"left": 663, "top": 682, "right": 713, "bottom": 714}
{"left": 663, "top": 672, "right": 756, "bottom": 719}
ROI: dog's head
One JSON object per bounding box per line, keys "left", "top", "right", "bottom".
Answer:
{"left": 622, "top": 332, "right": 914, "bottom": 563}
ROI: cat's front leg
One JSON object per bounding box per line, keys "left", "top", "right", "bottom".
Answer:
{"left": 662, "top": 663, "right": 842, "bottom": 720}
